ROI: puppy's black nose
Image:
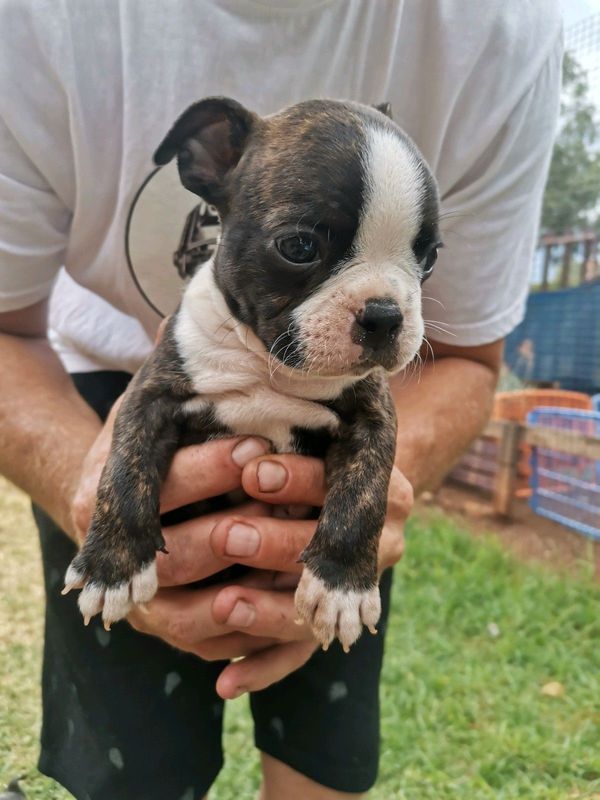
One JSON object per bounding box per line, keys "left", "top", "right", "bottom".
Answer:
{"left": 355, "top": 299, "right": 403, "bottom": 350}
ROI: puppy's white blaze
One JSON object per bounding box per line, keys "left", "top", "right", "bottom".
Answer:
{"left": 102, "top": 583, "right": 132, "bottom": 624}
{"left": 78, "top": 583, "right": 104, "bottom": 619}
{"left": 356, "top": 124, "right": 426, "bottom": 262}
{"left": 291, "top": 126, "right": 427, "bottom": 376}
{"left": 131, "top": 561, "right": 158, "bottom": 604}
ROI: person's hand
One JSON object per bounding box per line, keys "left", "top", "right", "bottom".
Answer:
{"left": 181, "top": 456, "right": 413, "bottom": 699}
{"left": 68, "top": 387, "right": 412, "bottom": 700}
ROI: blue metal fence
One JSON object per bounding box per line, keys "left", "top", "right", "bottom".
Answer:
{"left": 528, "top": 408, "right": 600, "bottom": 540}
{"left": 505, "top": 280, "right": 600, "bottom": 394}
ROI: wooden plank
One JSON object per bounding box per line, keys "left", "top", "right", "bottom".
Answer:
{"left": 540, "top": 232, "right": 597, "bottom": 246}
{"left": 493, "top": 421, "right": 522, "bottom": 516}
{"left": 523, "top": 426, "right": 600, "bottom": 460}
{"left": 581, "top": 239, "right": 592, "bottom": 283}
{"left": 449, "top": 469, "right": 495, "bottom": 491}
{"left": 483, "top": 419, "right": 505, "bottom": 439}
{"left": 482, "top": 420, "right": 600, "bottom": 461}
{"left": 455, "top": 453, "right": 497, "bottom": 475}
{"left": 560, "top": 242, "right": 572, "bottom": 288}
{"left": 541, "top": 244, "right": 551, "bottom": 291}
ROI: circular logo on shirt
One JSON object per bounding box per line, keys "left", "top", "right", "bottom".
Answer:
{"left": 125, "top": 160, "right": 221, "bottom": 318}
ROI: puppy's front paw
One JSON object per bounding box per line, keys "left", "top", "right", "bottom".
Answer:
{"left": 63, "top": 527, "right": 160, "bottom": 630}
{"left": 294, "top": 567, "right": 381, "bottom": 653}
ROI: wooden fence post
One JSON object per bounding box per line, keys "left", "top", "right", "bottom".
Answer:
{"left": 493, "top": 421, "right": 522, "bottom": 517}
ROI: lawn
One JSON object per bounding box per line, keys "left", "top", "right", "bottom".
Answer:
{"left": 1, "top": 475, "right": 599, "bottom": 799}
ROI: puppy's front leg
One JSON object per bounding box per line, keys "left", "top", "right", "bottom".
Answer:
{"left": 64, "top": 332, "right": 190, "bottom": 628}
{"left": 295, "top": 374, "right": 397, "bottom": 652}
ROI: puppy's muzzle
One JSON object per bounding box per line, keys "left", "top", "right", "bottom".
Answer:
{"left": 352, "top": 298, "right": 403, "bottom": 360}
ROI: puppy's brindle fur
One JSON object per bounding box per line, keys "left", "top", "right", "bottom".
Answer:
{"left": 65, "top": 97, "right": 440, "bottom": 651}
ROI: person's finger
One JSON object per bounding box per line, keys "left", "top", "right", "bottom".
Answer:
{"left": 241, "top": 454, "right": 327, "bottom": 507}
{"left": 160, "top": 436, "right": 270, "bottom": 513}
{"left": 157, "top": 501, "right": 268, "bottom": 586}
{"left": 233, "top": 569, "right": 300, "bottom": 591}
{"left": 375, "top": 467, "right": 413, "bottom": 572}
{"left": 378, "top": 523, "right": 405, "bottom": 572}
{"left": 129, "top": 596, "right": 278, "bottom": 661}
{"left": 189, "top": 633, "right": 279, "bottom": 662}
{"left": 211, "top": 585, "right": 312, "bottom": 642}
{"left": 129, "top": 586, "right": 226, "bottom": 643}
{"left": 210, "top": 515, "right": 316, "bottom": 573}
{"left": 154, "top": 316, "right": 169, "bottom": 345}
{"left": 387, "top": 467, "right": 414, "bottom": 518}
{"left": 215, "top": 640, "right": 317, "bottom": 699}
{"left": 129, "top": 583, "right": 311, "bottom": 651}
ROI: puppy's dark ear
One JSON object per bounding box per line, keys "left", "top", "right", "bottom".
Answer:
{"left": 153, "top": 97, "right": 258, "bottom": 208}
{"left": 374, "top": 102, "right": 393, "bottom": 119}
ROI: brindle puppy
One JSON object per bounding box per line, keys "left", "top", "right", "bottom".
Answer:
{"left": 64, "top": 97, "right": 441, "bottom": 652}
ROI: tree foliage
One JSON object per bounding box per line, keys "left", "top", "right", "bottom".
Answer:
{"left": 541, "top": 52, "right": 600, "bottom": 234}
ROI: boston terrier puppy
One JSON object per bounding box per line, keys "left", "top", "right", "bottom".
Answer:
{"left": 64, "top": 97, "right": 441, "bottom": 652}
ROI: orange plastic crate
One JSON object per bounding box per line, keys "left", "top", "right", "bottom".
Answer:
{"left": 493, "top": 391, "right": 593, "bottom": 498}
{"left": 493, "top": 390, "right": 592, "bottom": 422}
{"left": 450, "top": 391, "right": 593, "bottom": 497}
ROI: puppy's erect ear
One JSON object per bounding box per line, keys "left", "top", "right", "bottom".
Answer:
{"left": 153, "top": 97, "right": 258, "bottom": 208}
{"left": 374, "top": 102, "right": 393, "bottom": 119}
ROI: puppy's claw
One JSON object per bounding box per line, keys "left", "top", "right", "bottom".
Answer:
{"left": 63, "top": 564, "right": 85, "bottom": 592}
{"left": 322, "top": 642, "right": 330, "bottom": 652}
{"left": 137, "top": 603, "right": 151, "bottom": 615}
{"left": 83, "top": 615, "right": 91, "bottom": 627}
{"left": 103, "top": 620, "right": 112, "bottom": 632}
{"left": 294, "top": 618, "right": 305, "bottom": 626}
{"left": 342, "top": 643, "right": 350, "bottom": 654}
{"left": 61, "top": 574, "right": 84, "bottom": 595}
{"left": 368, "top": 625, "right": 378, "bottom": 636}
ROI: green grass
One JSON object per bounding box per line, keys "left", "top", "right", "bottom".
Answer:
{"left": 1, "top": 478, "right": 599, "bottom": 799}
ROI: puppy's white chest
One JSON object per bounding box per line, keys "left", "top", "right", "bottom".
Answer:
{"left": 185, "top": 387, "right": 339, "bottom": 453}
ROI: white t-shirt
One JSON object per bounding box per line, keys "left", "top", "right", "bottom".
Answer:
{"left": 0, "top": 0, "right": 562, "bottom": 373}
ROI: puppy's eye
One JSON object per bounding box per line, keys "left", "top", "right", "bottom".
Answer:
{"left": 276, "top": 234, "right": 320, "bottom": 265}
{"left": 420, "top": 243, "right": 442, "bottom": 283}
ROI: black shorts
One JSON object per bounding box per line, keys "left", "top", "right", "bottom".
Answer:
{"left": 36, "top": 371, "right": 393, "bottom": 800}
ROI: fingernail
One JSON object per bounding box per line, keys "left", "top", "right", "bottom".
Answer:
{"left": 230, "top": 685, "right": 249, "bottom": 699}
{"left": 231, "top": 437, "right": 269, "bottom": 468}
{"left": 257, "top": 461, "right": 288, "bottom": 492}
{"left": 227, "top": 600, "right": 256, "bottom": 628}
{"left": 225, "top": 523, "right": 260, "bottom": 557}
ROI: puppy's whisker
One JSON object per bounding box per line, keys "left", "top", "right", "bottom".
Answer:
{"left": 423, "top": 318, "right": 455, "bottom": 335}
{"left": 438, "top": 211, "right": 476, "bottom": 223}
{"left": 295, "top": 212, "right": 307, "bottom": 236}
{"left": 422, "top": 336, "right": 436, "bottom": 364}
{"left": 421, "top": 295, "right": 446, "bottom": 310}
{"left": 268, "top": 324, "right": 297, "bottom": 382}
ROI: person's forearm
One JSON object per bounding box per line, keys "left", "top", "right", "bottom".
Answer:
{"left": 0, "top": 333, "right": 102, "bottom": 538}
{"left": 391, "top": 356, "right": 498, "bottom": 495}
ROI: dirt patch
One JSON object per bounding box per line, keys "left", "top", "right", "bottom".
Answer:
{"left": 419, "top": 482, "right": 600, "bottom": 581}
